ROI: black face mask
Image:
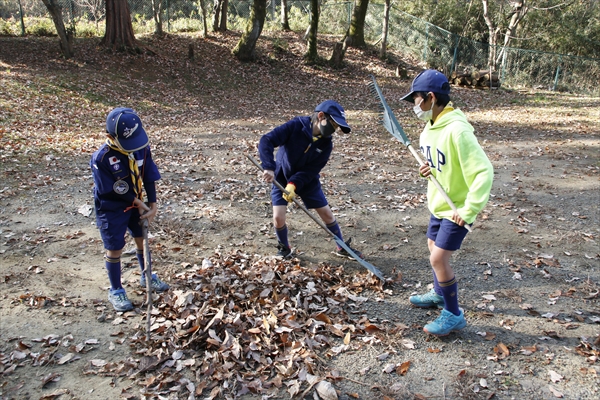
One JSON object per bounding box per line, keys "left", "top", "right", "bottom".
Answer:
{"left": 319, "top": 118, "right": 336, "bottom": 138}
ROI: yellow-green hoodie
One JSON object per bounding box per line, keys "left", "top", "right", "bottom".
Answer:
{"left": 420, "top": 106, "right": 493, "bottom": 224}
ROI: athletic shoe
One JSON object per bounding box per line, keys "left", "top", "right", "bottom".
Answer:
{"left": 108, "top": 288, "right": 133, "bottom": 312}
{"left": 276, "top": 242, "right": 292, "bottom": 259}
{"left": 409, "top": 289, "right": 445, "bottom": 308}
{"left": 334, "top": 238, "right": 364, "bottom": 259}
{"left": 140, "top": 273, "right": 170, "bottom": 292}
{"left": 423, "top": 309, "right": 467, "bottom": 336}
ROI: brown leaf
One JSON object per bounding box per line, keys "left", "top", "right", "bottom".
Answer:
{"left": 41, "top": 372, "right": 61, "bottom": 388}
{"left": 315, "top": 313, "right": 332, "bottom": 324}
{"left": 396, "top": 361, "right": 411, "bottom": 376}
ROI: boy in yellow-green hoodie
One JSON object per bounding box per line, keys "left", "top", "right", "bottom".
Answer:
{"left": 401, "top": 70, "right": 494, "bottom": 336}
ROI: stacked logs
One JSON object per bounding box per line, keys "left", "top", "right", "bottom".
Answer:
{"left": 450, "top": 70, "right": 500, "bottom": 89}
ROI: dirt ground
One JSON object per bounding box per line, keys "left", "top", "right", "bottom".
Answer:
{"left": 0, "top": 33, "right": 599, "bottom": 400}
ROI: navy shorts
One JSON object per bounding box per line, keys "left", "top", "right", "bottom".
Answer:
{"left": 426, "top": 215, "right": 469, "bottom": 251}
{"left": 96, "top": 210, "right": 144, "bottom": 251}
{"left": 271, "top": 181, "right": 328, "bottom": 209}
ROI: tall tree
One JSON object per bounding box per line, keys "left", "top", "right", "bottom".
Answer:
{"left": 343, "top": 0, "right": 369, "bottom": 48}
{"left": 212, "top": 0, "right": 228, "bottom": 31}
{"left": 232, "top": 0, "right": 266, "bottom": 61}
{"left": 101, "top": 0, "right": 137, "bottom": 51}
{"left": 40, "top": 0, "right": 73, "bottom": 58}
{"left": 281, "top": 0, "right": 290, "bottom": 31}
{"left": 380, "top": 0, "right": 391, "bottom": 59}
{"left": 304, "top": 0, "right": 319, "bottom": 63}
{"left": 482, "top": 0, "right": 500, "bottom": 69}
{"left": 152, "top": 0, "right": 164, "bottom": 36}
{"left": 329, "top": 0, "right": 369, "bottom": 67}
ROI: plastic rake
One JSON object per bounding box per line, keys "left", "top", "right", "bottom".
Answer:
{"left": 367, "top": 75, "right": 472, "bottom": 232}
{"left": 247, "top": 154, "right": 385, "bottom": 281}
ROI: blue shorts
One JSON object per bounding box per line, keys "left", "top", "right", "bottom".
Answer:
{"left": 96, "top": 210, "right": 144, "bottom": 251}
{"left": 271, "top": 181, "right": 328, "bottom": 209}
{"left": 426, "top": 215, "right": 469, "bottom": 251}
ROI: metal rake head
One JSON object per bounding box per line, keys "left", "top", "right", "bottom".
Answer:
{"left": 367, "top": 75, "right": 411, "bottom": 146}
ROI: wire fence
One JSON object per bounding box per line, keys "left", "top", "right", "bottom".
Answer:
{"left": 2, "top": 0, "right": 598, "bottom": 95}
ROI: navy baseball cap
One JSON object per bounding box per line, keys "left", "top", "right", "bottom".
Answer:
{"left": 401, "top": 70, "right": 451, "bottom": 103}
{"left": 106, "top": 108, "right": 149, "bottom": 152}
{"left": 314, "top": 100, "right": 351, "bottom": 133}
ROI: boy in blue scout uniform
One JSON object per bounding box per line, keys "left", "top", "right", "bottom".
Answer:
{"left": 258, "top": 100, "right": 363, "bottom": 259}
{"left": 91, "top": 108, "right": 169, "bottom": 312}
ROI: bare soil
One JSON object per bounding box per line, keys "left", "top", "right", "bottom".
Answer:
{"left": 0, "top": 33, "right": 598, "bottom": 400}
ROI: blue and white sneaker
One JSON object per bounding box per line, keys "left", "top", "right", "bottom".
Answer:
{"left": 409, "top": 289, "right": 445, "bottom": 308}
{"left": 140, "top": 273, "right": 170, "bottom": 292}
{"left": 423, "top": 309, "right": 467, "bottom": 336}
{"left": 108, "top": 288, "right": 133, "bottom": 312}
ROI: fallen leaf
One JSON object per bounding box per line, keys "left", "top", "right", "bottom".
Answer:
{"left": 315, "top": 380, "right": 338, "bottom": 400}
{"left": 396, "top": 361, "right": 410, "bottom": 376}
{"left": 549, "top": 385, "right": 564, "bottom": 398}
{"left": 548, "top": 370, "right": 563, "bottom": 383}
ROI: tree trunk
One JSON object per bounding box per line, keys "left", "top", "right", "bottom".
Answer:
{"left": 232, "top": 0, "right": 266, "bottom": 61}
{"left": 304, "top": 0, "right": 319, "bottom": 63}
{"left": 481, "top": 0, "right": 496, "bottom": 69}
{"left": 281, "top": 0, "right": 290, "bottom": 31}
{"left": 152, "top": 0, "right": 164, "bottom": 36}
{"left": 200, "top": 0, "right": 208, "bottom": 37}
{"left": 500, "top": 1, "right": 528, "bottom": 75}
{"left": 40, "top": 0, "right": 73, "bottom": 58}
{"left": 345, "top": 0, "right": 369, "bottom": 48}
{"left": 380, "top": 0, "right": 390, "bottom": 59}
{"left": 219, "top": 0, "right": 228, "bottom": 31}
{"left": 213, "top": 0, "right": 222, "bottom": 32}
{"left": 101, "top": 0, "right": 137, "bottom": 51}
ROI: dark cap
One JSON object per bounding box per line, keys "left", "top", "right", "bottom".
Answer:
{"left": 314, "top": 100, "right": 351, "bottom": 133}
{"left": 401, "top": 70, "right": 451, "bottom": 103}
{"left": 106, "top": 108, "right": 149, "bottom": 152}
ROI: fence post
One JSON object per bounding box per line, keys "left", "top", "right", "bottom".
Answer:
{"left": 347, "top": 2, "right": 352, "bottom": 25}
{"left": 450, "top": 34, "right": 460, "bottom": 75}
{"left": 423, "top": 23, "right": 429, "bottom": 61}
{"left": 552, "top": 56, "right": 562, "bottom": 91}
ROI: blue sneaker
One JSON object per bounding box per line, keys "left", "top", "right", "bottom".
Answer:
{"left": 140, "top": 273, "right": 170, "bottom": 292}
{"left": 108, "top": 288, "right": 133, "bottom": 312}
{"left": 409, "top": 289, "right": 445, "bottom": 308}
{"left": 423, "top": 309, "right": 467, "bottom": 336}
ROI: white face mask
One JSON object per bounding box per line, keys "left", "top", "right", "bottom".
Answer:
{"left": 413, "top": 97, "right": 434, "bottom": 121}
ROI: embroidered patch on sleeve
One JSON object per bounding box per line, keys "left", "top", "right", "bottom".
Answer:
{"left": 113, "top": 180, "right": 129, "bottom": 195}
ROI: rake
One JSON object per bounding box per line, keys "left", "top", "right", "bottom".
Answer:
{"left": 247, "top": 154, "right": 385, "bottom": 281}
{"left": 367, "top": 75, "right": 472, "bottom": 232}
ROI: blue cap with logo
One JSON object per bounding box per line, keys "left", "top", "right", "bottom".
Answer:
{"left": 401, "top": 70, "right": 451, "bottom": 103}
{"left": 314, "top": 100, "right": 351, "bottom": 133}
{"left": 106, "top": 107, "right": 149, "bottom": 152}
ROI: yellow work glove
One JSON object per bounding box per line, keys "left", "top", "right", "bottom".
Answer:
{"left": 282, "top": 183, "right": 296, "bottom": 203}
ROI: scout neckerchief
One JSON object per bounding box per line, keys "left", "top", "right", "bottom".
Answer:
{"left": 106, "top": 138, "right": 143, "bottom": 200}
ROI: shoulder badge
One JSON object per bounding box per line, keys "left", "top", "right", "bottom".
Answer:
{"left": 113, "top": 180, "right": 129, "bottom": 195}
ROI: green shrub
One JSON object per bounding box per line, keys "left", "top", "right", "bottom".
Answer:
{"left": 170, "top": 17, "right": 204, "bottom": 33}
{"left": 131, "top": 14, "right": 154, "bottom": 35}
{"left": 0, "top": 17, "right": 19, "bottom": 36}
{"left": 25, "top": 17, "right": 56, "bottom": 36}
{"left": 74, "top": 18, "right": 104, "bottom": 38}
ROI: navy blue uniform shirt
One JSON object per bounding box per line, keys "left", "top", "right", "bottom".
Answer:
{"left": 258, "top": 116, "right": 332, "bottom": 192}
{"left": 90, "top": 143, "right": 160, "bottom": 220}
